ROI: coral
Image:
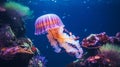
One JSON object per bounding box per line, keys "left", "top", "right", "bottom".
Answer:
{"left": 67, "top": 54, "right": 112, "bottom": 67}
{"left": 100, "top": 44, "right": 120, "bottom": 67}
{"left": 0, "top": 46, "right": 33, "bottom": 67}
{"left": 28, "top": 55, "right": 47, "bottom": 67}
{"left": 0, "top": 2, "right": 45, "bottom": 67}
{"left": 100, "top": 43, "right": 120, "bottom": 53}
{"left": 0, "top": 46, "right": 33, "bottom": 60}
{"left": 4, "top": 1, "right": 33, "bottom": 16}
{"left": 67, "top": 43, "right": 120, "bottom": 67}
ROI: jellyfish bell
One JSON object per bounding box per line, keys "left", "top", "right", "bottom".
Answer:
{"left": 35, "top": 13, "right": 83, "bottom": 58}
{"left": 35, "top": 14, "right": 64, "bottom": 35}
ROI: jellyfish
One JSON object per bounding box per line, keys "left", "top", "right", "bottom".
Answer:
{"left": 35, "top": 14, "right": 83, "bottom": 58}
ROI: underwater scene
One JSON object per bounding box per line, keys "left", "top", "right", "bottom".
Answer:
{"left": 0, "top": 0, "right": 120, "bottom": 67}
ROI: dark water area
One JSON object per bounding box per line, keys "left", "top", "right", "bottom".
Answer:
{"left": 8, "top": 0, "right": 120, "bottom": 67}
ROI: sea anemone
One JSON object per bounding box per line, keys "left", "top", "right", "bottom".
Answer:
{"left": 4, "top": 1, "right": 33, "bottom": 16}
{"left": 100, "top": 44, "right": 120, "bottom": 67}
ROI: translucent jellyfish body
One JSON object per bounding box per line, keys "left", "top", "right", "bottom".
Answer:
{"left": 35, "top": 14, "right": 83, "bottom": 58}
{"left": 35, "top": 14, "right": 64, "bottom": 35}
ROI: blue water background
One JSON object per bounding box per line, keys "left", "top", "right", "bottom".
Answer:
{"left": 14, "top": 0, "right": 120, "bottom": 67}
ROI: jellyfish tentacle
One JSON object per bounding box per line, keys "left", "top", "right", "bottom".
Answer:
{"left": 47, "top": 30, "right": 61, "bottom": 53}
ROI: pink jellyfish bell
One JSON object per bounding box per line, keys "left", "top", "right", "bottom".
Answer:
{"left": 35, "top": 14, "right": 64, "bottom": 35}
{"left": 35, "top": 13, "right": 83, "bottom": 58}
